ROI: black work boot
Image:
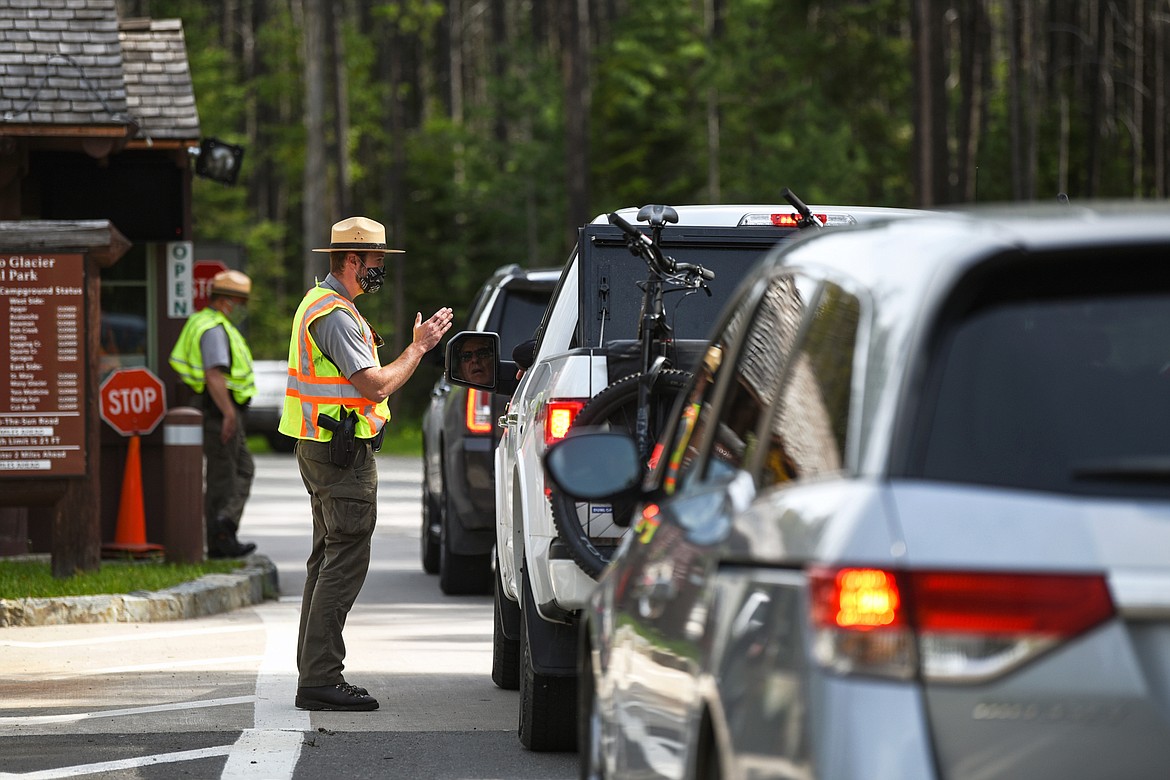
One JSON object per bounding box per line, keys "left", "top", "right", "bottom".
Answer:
{"left": 208, "top": 518, "right": 257, "bottom": 559}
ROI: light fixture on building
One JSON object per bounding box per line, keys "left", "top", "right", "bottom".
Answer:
{"left": 194, "top": 138, "right": 245, "bottom": 185}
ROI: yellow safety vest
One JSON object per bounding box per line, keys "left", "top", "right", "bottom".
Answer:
{"left": 168, "top": 307, "right": 256, "bottom": 405}
{"left": 278, "top": 284, "right": 390, "bottom": 441}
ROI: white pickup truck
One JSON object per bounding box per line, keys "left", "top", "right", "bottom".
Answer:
{"left": 446, "top": 202, "right": 919, "bottom": 750}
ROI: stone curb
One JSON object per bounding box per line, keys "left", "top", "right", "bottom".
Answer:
{"left": 0, "top": 555, "right": 279, "bottom": 627}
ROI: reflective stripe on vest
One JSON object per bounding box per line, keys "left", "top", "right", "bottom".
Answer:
{"left": 278, "top": 285, "right": 390, "bottom": 441}
{"left": 168, "top": 307, "right": 256, "bottom": 404}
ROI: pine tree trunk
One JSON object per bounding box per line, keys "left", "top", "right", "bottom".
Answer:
{"left": 302, "top": 0, "right": 328, "bottom": 293}
{"left": 561, "top": 0, "right": 591, "bottom": 246}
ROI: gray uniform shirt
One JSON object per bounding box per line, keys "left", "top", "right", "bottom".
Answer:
{"left": 200, "top": 325, "right": 230, "bottom": 372}
{"left": 307, "top": 274, "right": 379, "bottom": 379}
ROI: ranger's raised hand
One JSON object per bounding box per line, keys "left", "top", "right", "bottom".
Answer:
{"left": 414, "top": 307, "right": 454, "bottom": 352}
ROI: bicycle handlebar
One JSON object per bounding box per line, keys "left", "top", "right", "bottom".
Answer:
{"left": 608, "top": 211, "right": 653, "bottom": 251}
{"left": 781, "top": 187, "right": 824, "bottom": 229}
{"left": 607, "top": 211, "right": 715, "bottom": 281}
{"left": 676, "top": 260, "right": 715, "bottom": 281}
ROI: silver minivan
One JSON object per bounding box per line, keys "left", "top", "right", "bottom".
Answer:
{"left": 546, "top": 203, "right": 1170, "bottom": 779}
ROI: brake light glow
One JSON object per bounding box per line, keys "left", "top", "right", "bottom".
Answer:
{"left": 739, "top": 212, "right": 858, "bottom": 228}
{"left": 465, "top": 389, "right": 493, "bottom": 433}
{"left": 832, "top": 568, "right": 902, "bottom": 628}
{"left": 544, "top": 400, "right": 585, "bottom": 445}
{"left": 809, "top": 567, "right": 1114, "bottom": 683}
{"left": 771, "top": 212, "right": 827, "bottom": 228}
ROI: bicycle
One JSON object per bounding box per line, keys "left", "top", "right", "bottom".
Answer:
{"left": 548, "top": 204, "right": 715, "bottom": 577}
{"left": 547, "top": 191, "right": 824, "bottom": 577}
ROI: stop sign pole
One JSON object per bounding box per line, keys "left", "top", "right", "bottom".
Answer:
{"left": 100, "top": 368, "right": 167, "bottom": 558}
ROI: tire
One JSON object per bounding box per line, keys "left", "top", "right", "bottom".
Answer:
{"left": 549, "top": 369, "right": 692, "bottom": 578}
{"left": 492, "top": 560, "right": 520, "bottom": 690}
{"left": 519, "top": 589, "right": 578, "bottom": 752}
{"left": 578, "top": 623, "right": 604, "bottom": 780}
{"left": 439, "top": 493, "right": 493, "bottom": 595}
{"left": 420, "top": 488, "right": 440, "bottom": 575}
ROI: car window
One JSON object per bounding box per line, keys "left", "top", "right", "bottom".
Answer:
{"left": 704, "top": 274, "right": 818, "bottom": 484}
{"left": 757, "top": 282, "right": 861, "bottom": 489}
{"left": 658, "top": 272, "right": 815, "bottom": 494}
{"left": 911, "top": 256, "right": 1170, "bottom": 497}
{"left": 656, "top": 282, "right": 762, "bottom": 496}
{"left": 493, "top": 288, "right": 553, "bottom": 354}
{"left": 536, "top": 257, "right": 579, "bottom": 359}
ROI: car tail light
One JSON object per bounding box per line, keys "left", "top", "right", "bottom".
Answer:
{"left": 739, "top": 212, "right": 858, "bottom": 228}
{"left": 809, "top": 567, "right": 1114, "bottom": 683}
{"left": 544, "top": 399, "right": 585, "bottom": 445}
{"left": 465, "top": 389, "right": 493, "bottom": 433}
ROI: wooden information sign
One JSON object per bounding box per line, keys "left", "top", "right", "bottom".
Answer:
{"left": 0, "top": 252, "right": 86, "bottom": 476}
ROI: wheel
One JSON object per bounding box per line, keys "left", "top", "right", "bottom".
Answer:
{"left": 549, "top": 369, "right": 692, "bottom": 577}
{"left": 517, "top": 569, "right": 577, "bottom": 751}
{"left": 492, "top": 559, "right": 520, "bottom": 690}
{"left": 439, "top": 493, "right": 493, "bottom": 595}
{"left": 578, "top": 623, "right": 604, "bottom": 780}
{"left": 420, "top": 488, "right": 440, "bottom": 575}
{"left": 519, "top": 590, "right": 578, "bottom": 752}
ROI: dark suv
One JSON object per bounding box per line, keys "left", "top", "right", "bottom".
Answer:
{"left": 421, "top": 263, "right": 559, "bottom": 594}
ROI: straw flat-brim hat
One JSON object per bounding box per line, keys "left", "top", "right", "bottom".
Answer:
{"left": 312, "top": 216, "right": 405, "bottom": 254}
{"left": 210, "top": 269, "right": 252, "bottom": 299}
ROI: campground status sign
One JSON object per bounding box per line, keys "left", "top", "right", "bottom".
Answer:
{"left": 0, "top": 252, "right": 86, "bottom": 475}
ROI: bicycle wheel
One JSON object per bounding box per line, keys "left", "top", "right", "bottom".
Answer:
{"left": 549, "top": 369, "right": 692, "bottom": 578}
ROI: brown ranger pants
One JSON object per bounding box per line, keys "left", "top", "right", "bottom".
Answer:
{"left": 295, "top": 437, "right": 378, "bottom": 688}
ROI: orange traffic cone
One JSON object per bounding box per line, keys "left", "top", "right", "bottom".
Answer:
{"left": 102, "top": 434, "right": 164, "bottom": 559}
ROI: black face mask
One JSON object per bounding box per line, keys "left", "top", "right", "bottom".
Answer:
{"left": 357, "top": 258, "right": 385, "bottom": 294}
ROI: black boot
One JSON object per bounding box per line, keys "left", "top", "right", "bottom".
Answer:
{"left": 208, "top": 518, "right": 257, "bottom": 559}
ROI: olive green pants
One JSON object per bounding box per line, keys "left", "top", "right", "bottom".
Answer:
{"left": 203, "top": 410, "right": 255, "bottom": 529}
{"left": 295, "top": 437, "right": 378, "bottom": 688}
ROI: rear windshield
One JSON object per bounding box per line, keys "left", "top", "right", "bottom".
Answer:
{"left": 911, "top": 250, "right": 1170, "bottom": 498}
{"left": 579, "top": 224, "right": 789, "bottom": 347}
{"left": 491, "top": 288, "right": 553, "bottom": 354}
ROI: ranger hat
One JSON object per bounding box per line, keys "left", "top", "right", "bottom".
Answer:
{"left": 312, "top": 216, "right": 405, "bottom": 254}
{"left": 209, "top": 269, "right": 252, "bottom": 300}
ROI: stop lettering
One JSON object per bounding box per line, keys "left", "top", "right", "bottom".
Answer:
{"left": 106, "top": 386, "right": 159, "bottom": 415}
{"left": 99, "top": 368, "right": 167, "bottom": 436}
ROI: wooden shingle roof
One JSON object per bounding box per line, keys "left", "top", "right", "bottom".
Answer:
{"left": 0, "top": 0, "right": 199, "bottom": 142}
{"left": 0, "top": 0, "right": 130, "bottom": 129}
{"left": 119, "top": 18, "right": 200, "bottom": 141}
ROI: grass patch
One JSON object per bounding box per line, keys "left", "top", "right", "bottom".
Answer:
{"left": 0, "top": 558, "right": 245, "bottom": 600}
{"left": 377, "top": 422, "right": 422, "bottom": 457}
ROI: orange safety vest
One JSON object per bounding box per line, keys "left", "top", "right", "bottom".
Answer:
{"left": 278, "top": 284, "right": 390, "bottom": 441}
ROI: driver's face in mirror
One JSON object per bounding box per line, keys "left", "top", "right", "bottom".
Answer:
{"left": 453, "top": 336, "right": 495, "bottom": 385}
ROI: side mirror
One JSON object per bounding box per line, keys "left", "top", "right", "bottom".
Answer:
{"left": 513, "top": 338, "right": 538, "bottom": 371}
{"left": 446, "top": 331, "right": 499, "bottom": 391}
{"left": 544, "top": 429, "right": 642, "bottom": 502}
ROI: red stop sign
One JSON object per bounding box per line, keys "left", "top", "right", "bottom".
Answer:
{"left": 100, "top": 368, "right": 167, "bottom": 436}
{"left": 192, "top": 260, "right": 228, "bottom": 311}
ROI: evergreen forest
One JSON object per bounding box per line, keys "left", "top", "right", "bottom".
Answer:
{"left": 115, "top": 0, "right": 1170, "bottom": 419}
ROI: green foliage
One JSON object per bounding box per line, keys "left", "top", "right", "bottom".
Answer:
{"left": 0, "top": 559, "right": 243, "bottom": 599}
{"left": 139, "top": 0, "right": 1155, "bottom": 421}
{"left": 592, "top": 3, "right": 709, "bottom": 209}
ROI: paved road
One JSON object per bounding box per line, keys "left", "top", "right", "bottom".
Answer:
{"left": 0, "top": 453, "right": 576, "bottom": 780}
